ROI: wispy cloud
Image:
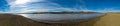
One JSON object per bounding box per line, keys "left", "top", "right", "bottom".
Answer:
{"left": 75, "top": 0, "right": 92, "bottom": 12}
{"left": 5, "top": 0, "right": 108, "bottom": 13}
{"left": 6, "top": 0, "right": 62, "bottom": 13}
{"left": 1, "top": 0, "right": 119, "bottom": 13}
{"left": 6, "top": 0, "right": 84, "bottom": 13}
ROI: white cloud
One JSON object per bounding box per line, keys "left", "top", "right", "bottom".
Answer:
{"left": 5, "top": 0, "right": 97, "bottom": 13}
{"left": 7, "top": 0, "right": 44, "bottom": 4}
{"left": 14, "top": 0, "right": 31, "bottom": 4}
{"left": 6, "top": 0, "right": 51, "bottom": 13}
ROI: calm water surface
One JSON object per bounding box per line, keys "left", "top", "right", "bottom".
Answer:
{"left": 17, "top": 14, "right": 105, "bottom": 23}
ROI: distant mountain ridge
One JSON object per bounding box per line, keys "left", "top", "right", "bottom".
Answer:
{"left": 20, "top": 11, "right": 103, "bottom": 14}
{"left": 0, "top": 11, "right": 104, "bottom": 14}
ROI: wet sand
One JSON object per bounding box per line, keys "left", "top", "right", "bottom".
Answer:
{"left": 0, "top": 13, "right": 119, "bottom": 26}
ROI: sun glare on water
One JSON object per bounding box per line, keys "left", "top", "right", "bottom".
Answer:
{"left": 17, "top": 14, "right": 29, "bottom": 18}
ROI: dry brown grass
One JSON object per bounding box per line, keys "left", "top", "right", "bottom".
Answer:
{"left": 0, "top": 13, "right": 119, "bottom": 26}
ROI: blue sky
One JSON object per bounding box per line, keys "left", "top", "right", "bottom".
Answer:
{"left": 0, "top": 0, "right": 120, "bottom": 13}
{"left": 0, "top": 0, "right": 9, "bottom": 12}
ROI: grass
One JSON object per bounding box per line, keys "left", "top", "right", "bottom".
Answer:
{"left": 0, "top": 13, "right": 119, "bottom": 26}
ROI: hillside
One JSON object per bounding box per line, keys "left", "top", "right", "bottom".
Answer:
{"left": 0, "top": 13, "right": 119, "bottom": 26}
{"left": 0, "top": 14, "right": 100, "bottom": 26}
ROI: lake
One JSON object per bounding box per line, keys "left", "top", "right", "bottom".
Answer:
{"left": 17, "top": 13, "right": 105, "bottom": 23}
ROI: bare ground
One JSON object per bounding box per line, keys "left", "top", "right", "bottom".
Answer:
{"left": 0, "top": 13, "right": 119, "bottom": 26}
